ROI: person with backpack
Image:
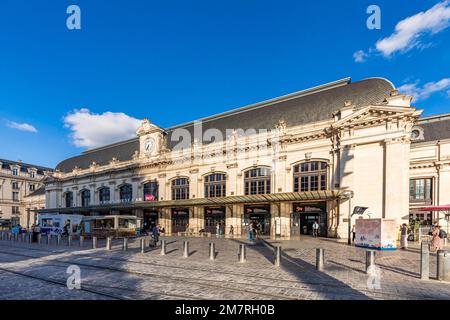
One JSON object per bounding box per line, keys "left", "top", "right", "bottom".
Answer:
{"left": 431, "top": 224, "right": 443, "bottom": 252}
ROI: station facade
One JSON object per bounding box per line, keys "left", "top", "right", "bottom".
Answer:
{"left": 41, "top": 77, "right": 450, "bottom": 239}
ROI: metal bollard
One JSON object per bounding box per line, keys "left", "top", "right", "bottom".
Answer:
{"left": 8, "top": 233, "right": 13, "bottom": 241}
{"left": 14, "top": 234, "right": 18, "bottom": 241}
{"left": 28, "top": 233, "right": 32, "bottom": 243}
{"left": 92, "top": 236, "right": 97, "bottom": 249}
{"left": 56, "top": 235, "right": 61, "bottom": 246}
{"left": 209, "top": 242, "right": 216, "bottom": 260}
{"left": 436, "top": 250, "right": 450, "bottom": 281}
{"left": 67, "top": 235, "right": 72, "bottom": 247}
{"left": 79, "top": 236, "right": 84, "bottom": 247}
{"left": 274, "top": 246, "right": 282, "bottom": 267}
{"left": 21, "top": 233, "right": 25, "bottom": 242}
{"left": 365, "top": 250, "right": 376, "bottom": 273}
{"left": 420, "top": 241, "right": 430, "bottom": 280}
{"left": 183, "top": 241, "right": 189, "bottom": 258}
{"left": 161, "top": 239, "right": 166, "bottom": 255}
{"left": 239, "top": 244, "right": 246, "bottom": 263}
{"left": 140, "top": 238, "right": 146, "bottom": 254}
{"left": 123, "top": 238, "right": 128, "bottom": 251}
{"left": 37, "top": 233, "right": 42, "bottom": 244}
{"left": 106, "top": 237, "right": 112, "bottom": 251}
{"left": 46, "top": 234, "right": 51, "bottom": 245}
{"left": 316, "top": 248, "right": 324, "bottom": 271}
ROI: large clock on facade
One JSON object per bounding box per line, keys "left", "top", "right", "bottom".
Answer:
{"left": 144, "top": 138, "right": 155, "bottom": 154}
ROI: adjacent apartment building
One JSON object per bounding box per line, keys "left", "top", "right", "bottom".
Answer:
{"left": 40, "top": 77, "right": 450, "bottom": 239}
{"left": 0, "top": 159, "right": 52, "bottom": 228}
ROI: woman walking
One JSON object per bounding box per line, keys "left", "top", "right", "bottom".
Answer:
{"left": 431, "top": 224, "right": 442, "bottom": 252}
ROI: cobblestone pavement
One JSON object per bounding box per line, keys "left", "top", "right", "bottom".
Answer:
{"left": 0, "top": 236, "right": 449, "bottom": 300}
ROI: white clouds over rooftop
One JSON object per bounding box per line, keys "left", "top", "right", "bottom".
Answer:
{"left": 376, "top": 1, "right": 450, "bottom": 56}
{"left": 398, "top": 78, "right": 450, "bottom": 101}
{"left": 354, "top": 1, "right": 450, "bottom": 61}
{"left": 63, "top": 108, "right": 141, "bottom": 148}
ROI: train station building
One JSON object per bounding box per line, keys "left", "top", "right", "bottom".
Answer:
{"left": 40, "top": 77, "right": 450, "bottom": 239}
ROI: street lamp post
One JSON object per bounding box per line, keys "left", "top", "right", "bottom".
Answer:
{"left": 343, "top": 191, "right": 354, "bottom": 245}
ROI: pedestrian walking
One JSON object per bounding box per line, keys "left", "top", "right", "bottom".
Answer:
{"left": 216, "top": 223, "right": 220, "bottom": 237}
{"left": 351, "top": 225, "right": 356, "bottom": 243}
{"left": 312, "top": 221, "right": 319, "bottom": 238}
{"left": 229, "top": 225, "right": 234, "bottom": 236}
{"left": 431, "top": 224, "right": 442, "bottom": 252}
{"left": 247, "top": 223, "right": 254, "bottom": 241}
{"left": 152, "top": 224, "right": 160, "bottom": 245}
{"left": 400, "top": 223, "right": 408, "bottom": 249}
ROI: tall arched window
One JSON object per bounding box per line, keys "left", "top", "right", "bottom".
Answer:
{"left": 81, "top": 189, "right": 91, "bottom": 207}
{"left": 204, "top": 173, "right": 226, "bottom": 198}
{"left": 143, "top": 180, "right": 159, "bottom": 201}
{"left": 171, "top": 178, "right": 189, "bottom": 200}
{"left": 65, "top": 191, "right": 73, "bottom": 208}
{"left": 99, "top": 187, "right": 110, "bottom": 203}
{"left": 119, "top": 184, "right": 133, "bottom": 202}
{"left": 293, "top": 161, "right": 328, "bottom": 192}
{"left": 244, "top": 167, "right": 271, "bottom": 195}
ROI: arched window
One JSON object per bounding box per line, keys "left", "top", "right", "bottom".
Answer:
{"left": 204, "top": 173, "right": 226, "bottom": 198}
{"left": 81, "top": 189, "right": 90, "bottom": 207}
{"left": 143, "top": 180, "right": 159, "bottom": 201}
{"left": 244, "top": 167, "right": 271, "bottom": 195}
{"left": 119, "top": 184, "right": 133, "bottom": 203}
{"left": 65, "top": 192, "right": 73, "bottom": 208}
{"left": 99, "top": 187, "right": 110, "bottom": 203}
{"left": 171, "top": 178, "right": 189, "bottom": 200}
{"left": 293, "top": 161, "right": 328, "bottom": 192}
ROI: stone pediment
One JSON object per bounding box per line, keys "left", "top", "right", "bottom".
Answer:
{"left": 329, "top": 105, "right": 422, "bottom": 131}
{"left": 136, "top": 118, "right": 164, "bottom": 137}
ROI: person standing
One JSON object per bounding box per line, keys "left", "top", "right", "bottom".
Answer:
{"left": 302, "top": 225, "right": 308, "bottom": 235}
{"left": 152, "top": 224, "right": 160, "bottom": 245}
{"left": 229, "top": 225, "right": 234, "bottom": 236}
{"left": 247, "top": 223, "right": 254, "bottom": 241}
{"left": 216, "top": 223, "right": 220, "bottom": 237}
{"left": 312, "top": 221, "right": 319, "bottom": 238}
{"left": 431, "top": 224, "right": 442, "bottom": 252}
{"left": 351, "top": 225, "right": 356, "bottom": 243}
{"left": 400, "top": 223, "right": 408, "bottom": 249}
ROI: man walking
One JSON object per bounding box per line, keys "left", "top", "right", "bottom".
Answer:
{"left": 312, "top": 221, "right": 320, "bottom": 238}
{"left": 152, "top": 224, "right": 160, "bottom": 246}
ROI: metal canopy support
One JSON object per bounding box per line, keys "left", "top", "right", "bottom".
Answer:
{"left": 37, "top": 190, "right": 348, "bottom": 214}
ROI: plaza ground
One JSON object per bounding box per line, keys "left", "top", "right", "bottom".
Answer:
{"left": 0, "top": 236, "right": 449, "bottom": 300}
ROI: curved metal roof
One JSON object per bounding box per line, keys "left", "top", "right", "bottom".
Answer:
{"left": 56, "top": 77, "right": 394, "bottom": 173}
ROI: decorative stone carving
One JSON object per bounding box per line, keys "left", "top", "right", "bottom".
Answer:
{"left": 276, "top": 119, "right": 287, "bottom": 135}
{"left": 136, "top": 118, "right": 162, "bottom": 136}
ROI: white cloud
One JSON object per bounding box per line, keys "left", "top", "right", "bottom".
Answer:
{"left": 376, "top": 1, "right": 450, "bottom": 56}
{"left": 63, "top": 108, "right": 142, "bottom": 148}
{"left": 398, "top": 78, "right": 450, "bottom": 101}
{"left": 7, "top": 121, "right": 38, "bottom": 133}
{"left": 353, "top": 50, "right": 368, "bottom": 63}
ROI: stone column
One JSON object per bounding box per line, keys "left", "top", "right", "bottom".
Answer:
{"left": 161, "top": 208, "right": 172, "bottom": 235}
{"left": 383, "top": 138, "right": 410, "bottom": 224}
{"left": 337, "top": 144, "right": 355, "bottom": 239}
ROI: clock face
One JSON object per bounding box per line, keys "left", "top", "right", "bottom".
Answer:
{"left": 144, "top": 138, "right": 155, "bottom": 154}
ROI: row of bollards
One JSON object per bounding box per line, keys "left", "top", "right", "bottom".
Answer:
{"left": 420, "top": 241, "right": 450, "bottom": 281}
{"left": 313, "top": 247, "right": 377, "bottom": 274}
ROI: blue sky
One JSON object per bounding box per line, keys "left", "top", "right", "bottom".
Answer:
{"left": 0, "top": 0, "right": 449, "bottom": 168}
